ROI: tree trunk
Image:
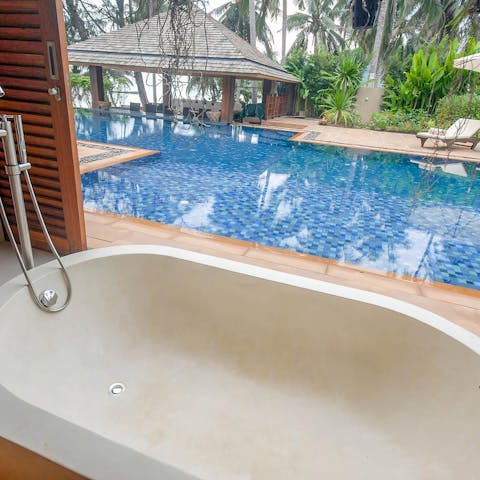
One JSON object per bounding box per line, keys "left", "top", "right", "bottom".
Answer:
{"left": 134, "top": 71, "right": 149, "bottom": 106}
{"left": 281, "top": 0, "right": 287, "bottom": 64}
{"left": 369, "top": 0, "right": 389, "bottom": 87}
{"left": 64, "top": 0, "right": 89, "bottom": 40}
{"left": 249, "top": 0, "right": 258, "bottom": 104}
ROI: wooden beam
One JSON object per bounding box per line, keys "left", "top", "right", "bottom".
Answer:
{"left": 40, "top": 0, "right": 87, "bottom": 253}
{"left": 89, "top": 65, "right": 104, "bottom": 108}
{"left": 221, "top": 76, "right": 235, "bottom": 123}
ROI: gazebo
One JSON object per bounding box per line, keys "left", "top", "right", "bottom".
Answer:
{"left": 67, "top": 8, "right": 298, "bottom": 122}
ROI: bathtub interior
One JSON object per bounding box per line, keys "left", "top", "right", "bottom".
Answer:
{"left": 0, "top": 250, "right": 479, "bottom": 480}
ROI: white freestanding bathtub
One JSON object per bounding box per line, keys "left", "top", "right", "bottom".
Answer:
{"left": 0, "top": 245, "right": 479, "bottom": 479}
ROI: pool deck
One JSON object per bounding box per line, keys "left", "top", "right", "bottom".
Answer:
{"left": 78, "top": 140, "right": 157, "bottom": 173}
{"left": 85, "top": 210, "right": 480, "bottom": 338}
{"left": 256, "top": 117, "right": 480, "bottom": 163}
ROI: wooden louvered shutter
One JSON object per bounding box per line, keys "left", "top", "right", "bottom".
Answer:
{"left": 0, "top": 0, "right": 86, "bottom": 254}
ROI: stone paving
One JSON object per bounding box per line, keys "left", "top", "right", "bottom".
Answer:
{"left": 259, "top": 117, "right": 480, "bottom": 163}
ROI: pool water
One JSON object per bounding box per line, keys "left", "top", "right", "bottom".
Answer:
{"left": 77, "top": 110, "right": 480, "bottom": 290}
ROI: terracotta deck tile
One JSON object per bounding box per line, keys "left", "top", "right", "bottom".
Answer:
{"left": 171, "top": 231, "right": 250, "bottom": 256}
{"left": 419, "top": 284, "right": 480, "bottom": 310}
{"left": 84, "top": 210, "right": 118, "bottom": 225}
{"left": 111, "top": 220, "right": 177, "bottom": 240}
{"left": 86, "top": 237, "right": 112, "bottom": 249}
{"left": 86, "top": 221, "right": 132, "bottom": 243}
{"left": 325, "top": 263, "right": 422, "bottom": 296}
{"left": 245, "top": 245, "right": 329, "bottom": 274}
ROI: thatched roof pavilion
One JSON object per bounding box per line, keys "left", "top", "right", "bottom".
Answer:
{"left": 68, "top": 8, "right": 298, "bottom": 122}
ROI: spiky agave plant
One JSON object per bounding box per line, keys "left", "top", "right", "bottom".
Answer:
{"left": 319, "top": 87, "right": 357, "bottom": 126}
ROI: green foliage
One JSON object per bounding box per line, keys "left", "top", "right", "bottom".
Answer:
{"left": 319, "top": 88, "right": 358, "bottom": 126}
{"left": 384, "top": 37, "right": 479, "bottom": 113}
{"left": 103, "top": 71, "right": 133, "bottom": 106}
{"left": 436, "top": 94, "right": 480, "bottom": 126}
{"left": 70, "top": 70, "right": 91, "bottom": 105}
{"left": 69, "top": 68, "right": 133, "bottom": 107}
{"left": 322, "top": 50, "right": 366, "bottom": 92}
{"left": 370, "top": 110, "right": 434, "bottom": 133}
{"left": 285, "top": 48, "right": 365, "bottom": 117}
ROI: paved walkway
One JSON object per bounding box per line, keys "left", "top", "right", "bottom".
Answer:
{"left": 85, "top": 210, "right": 480, "bottom": 337}
{"left": 258, "top": 117, "right": 480, "bottom": 163}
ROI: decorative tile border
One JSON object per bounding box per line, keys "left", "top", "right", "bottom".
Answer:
{"left": 78, "top": 141, "right": 158, "bottom": 174}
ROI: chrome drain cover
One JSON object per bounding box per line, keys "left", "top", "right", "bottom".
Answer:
{"left": 109, "top": 382, "right": 125, "bottom": 395}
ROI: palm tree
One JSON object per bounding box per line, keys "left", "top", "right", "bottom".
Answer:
{"left": 368, "top": 0, "right": 389, "bottom": 86}
{"left": 212, "top": 0, "right": 276, "bottom": 57}
{"left": 281, "top": 0, "right": 287, "bottom": 63}
{"left": 287, "top": 0, "right": 347, "bottom": 53}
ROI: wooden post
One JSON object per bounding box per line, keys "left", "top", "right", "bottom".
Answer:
{"left": 221, "top": 76, "right": 235, "bottom": 123}
{"left": 89, "top": 66, "right": 104, "bottom": 108}
{"left": 262, "top": 80, "right": 272, "bottom": 102}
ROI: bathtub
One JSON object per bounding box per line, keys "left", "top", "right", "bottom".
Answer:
{"left": 0, "top": 245, "right": 479, "bottom": 479}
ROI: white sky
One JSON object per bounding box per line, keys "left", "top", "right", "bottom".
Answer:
{"left": 206, "top": 0, "right": 299, "bottom": 56}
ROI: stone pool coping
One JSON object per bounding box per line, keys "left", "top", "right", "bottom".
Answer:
{"left": 85, "top": 209, "right": 480, "bottom": 338}
{"left": 78, "top": 140, "right": 158, "bottom": 173}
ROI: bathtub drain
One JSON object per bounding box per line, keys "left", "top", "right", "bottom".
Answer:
{"left": 109, "top": 382, "right": 125, "bottom": 395}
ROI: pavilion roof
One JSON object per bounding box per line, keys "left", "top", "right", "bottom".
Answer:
{"left": 68, "top": 9, "right": 298, "bottom": 83}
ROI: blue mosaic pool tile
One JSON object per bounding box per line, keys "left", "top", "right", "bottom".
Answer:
{"left": 77, "top": 110, "right": 480, "bottom": 290}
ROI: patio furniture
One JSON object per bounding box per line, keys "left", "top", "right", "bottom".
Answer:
{"left": 206, "top": 111, "right": 221, "bottom": 122}
{"left": 240, "top": 103, "right": 265, "bottom": 124}
{"left": 416, "top": 118, "right": 480, "bottom": 150}
{"left": 129, "top": 102, "right": 141, "bottom": 112}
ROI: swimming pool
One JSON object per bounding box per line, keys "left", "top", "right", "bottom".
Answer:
{"left": 77, "top": 110, "right": 480, "bottom": 290}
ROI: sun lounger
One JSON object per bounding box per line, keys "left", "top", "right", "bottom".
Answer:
{"left": 416, "top": 118, "right": 480, "bottom": 149}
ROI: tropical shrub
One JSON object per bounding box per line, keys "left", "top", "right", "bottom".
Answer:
{"left": 384, "top": 37, "right": 479, "bottom": 114}
{"left": 370, "top": 110, "right": 434, "bottom": 133}
{"left": 319, "top": 88, "right": 359, "bottom": 126}
{"left": 435, "top": 94, "right": 480, "bottom": 127}
{"left": 285, "top": 48, "right": 336, "bottom": 115}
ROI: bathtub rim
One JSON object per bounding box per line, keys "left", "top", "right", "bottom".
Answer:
{"left": 0, "top": 244, "right": 479, "bottom": 357}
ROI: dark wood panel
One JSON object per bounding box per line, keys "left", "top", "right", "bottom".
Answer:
{"left": 40, "top": 0, "right": 86, "bottom": 252}
{"left": 0, "top": 52, "right": 45, "bottom": 67}
{"left": 0, "top": 13, "right": 41, "bottom": 27}
{"left": 0, "top": 182, "right": 63, "bottom": 203}
{"left": 0, "top": 64, "right": 46, "bottom": 80}
{"left": 0, "top": 27, "right": 41, "bottom": 41}
{"left": 0, "top": 0, "right": 86, "bottom": 254}
{"left": 0, "top": 40, "right": 43, "bottom": 54}
{"left": 1, "top": 88, "right": 50, "bottom": 103}
{"left": 0, "top": 76, "right": 48, "bottom": 91}
{"left": 23, "top": 135, "right": 56, "bottom": 149}
{"left": 0, "top": 1, "right": 39, "bottom": 14}
{"left": 20, "top": 113, "right": 53, "bottom": 127}
{"left": 0, "top": 153, "right": 59, "bottom": 171}
{"left": 0, "top": 99, "right": 51, "bottom": 115}
{"left": 25, "top": 145, "right": 57, "bottom": 159}
{"left": 22, "top": 123, "right": 55, "bottom": 138}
